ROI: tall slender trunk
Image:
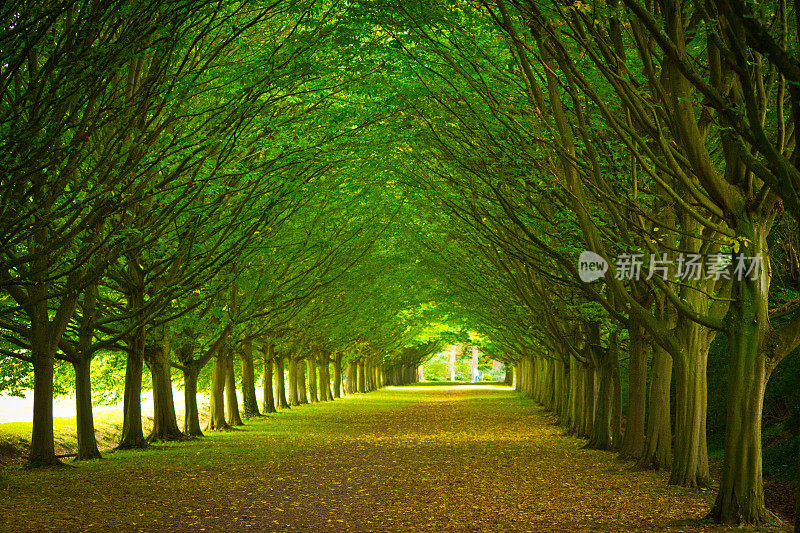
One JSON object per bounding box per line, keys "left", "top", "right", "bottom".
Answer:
{"left": 565, "top": 357, "right": 576, "bottom": 431}
{"left": 544, "top": 359, "right": 555, "bottom": 409}
{"left": 119, "top": 262, "right": 147, "bottom": 450}
{"left": 619, "top": 320, "right": 648, "bottom": 459}
{"left": 712, "top": 221, "right": 773, "bottom": 524}
{"left": 209, "top": 354, "right": 229, "bottom": 430}
{"left": 29, "top": 351, "right": 58, "bottom": 466}
{"left": 71, "top": 356, "right": 100, "bottom": 460}
{"left": 183, "top": 364, "right": 203, "bottom": 437}
{"left": 587, "top": 362, "right": 611, "bottom": 450}
{"left": 274, "top": 355, "right": 289, "bottom": 409}
{"left": 239, "top": 338, "right": 260, "bottom": 417}
{"left": 610, "top": 349, "right": 623, "bottom": 449}
{"left": 288, "top": 357, "right": 300, "bottom": 406}
{"left": 670, "top": 320, "right": 711, "bottom": 487}
{"left": 358, "top": 360, "right": 366, "bottom": 393}
{"left": 318, "top": 359, "right": 331, "bottom": 401}
{"left": 333, "top": 353, "right": 343, "bottom": 398}
{"left": 556, "top": 359, "right": 569, "bottom": 426}
{"left": 345, "top": 361, "right": 357, "bottom": 394}
{"left": 298, "top": 359, "right": 308, "bottom": 403}
{"left": 586, "top": 327, "right": 616, "bottom": 450}
{"left": 145, "top": 332, "right": 182, "bottom": 441}
{"left": 581, "top": 361, "right": 595, "bottom": 439}
{"left": 74, "top": 283, "right": 101, "bottom": 460}
{"left": 639, "top": 342, "right": 673, "bottom": 470}
{"left": 262, "top": 344, "right": 276, "bottom": 414}
{"left": 225, "top": 354, "right": 243, "bottom": 426}
{"left": 306, "top": 358, "right": 318, "bottom": 402}
{"left": 365, "top": 362, "right": 373, "bottom": 392}
{"left": 119, "top": 328, "right": 146, "bottom": 449}
{"left": 570, "top": 356, "right": 584, "bottom": 435}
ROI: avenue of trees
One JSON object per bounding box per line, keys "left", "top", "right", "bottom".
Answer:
{"left": 2, "top": 0, "right": 800, "bottom": 528}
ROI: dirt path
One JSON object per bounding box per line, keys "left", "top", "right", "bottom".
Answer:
{"left": 0, "top": 386, "right": 787, "bottom": 532}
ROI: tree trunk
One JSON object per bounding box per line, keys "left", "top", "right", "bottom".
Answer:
{"left": 262, "top": 344, "right": 276, "bottom": 414}
{"left": 146, "top": 342, "right": 183, "bottom": 442}
{"left": 587, "top": 362, "right": 611, "bottom": 450}
{"left": 225, "top": 354, "right": 243, "bottom": 426}
{"left": 208, "top": 355, "right": 229, "bottom": 430}
{"left": 556, "top": 359, "right": 569, "bottom": 426}
{"left": 569, "top": 356, "right": 584, "bottom": 436}
{"left": 28, "top": 345, "right": 61, "bottom": 467}
{"left": 119, "top": 328, "right": 147, "bottom": 449}
{"left": 358, "top": 359, "right": 366, "bottom": 393}
{"left": 610, "top": 349, "right": 622, "bottom": 449}
{"left": 73, "top": 356, "right": 101, "bottom": 460}
{"left": 288, "top": 357, "right": 300, "bottom": 406}
{"left": 318, "top": 359, "right": 331, "bottom": 401}
{"left": 333, "top": 352, "right": 343, "bottom": 398}
{"left": 306, "top": 358, "right": 318, "bottom": 402}
{"left": 298, "top": 359, "right": 308, "bottom": 403}
{"left": 711, "top": 319, "right": 769, "bottom": 523}
{"left": 712, "top": 225, "right": 773, "bottom": 524}
{"left": 183, "top": 364, "right": 203, "bottom": 437}
{"left": 239, "top": 338, "right": 260, "bottom": 417}
{"left": 581, "top": 362, "right": 595, "bottom": 439}
{"left": 274, "top": 355, "right": 289, "bottom": 409}
{"left": 345, "top": 361, "right": 357, "bottom": 394}
{"left": 670, "top": 320, "right": 711, "bottom": 487}
{"left": 73, "top": 282, "right": 101, "bottom": 460}
{"left": 586, "top": 328, "right": 616, "bottom": 451}
{"left": 639, "top": 343, "right": 672, "bottom": 470}
{"left": 619, "top": 320, "right": 648, "bottom": 460}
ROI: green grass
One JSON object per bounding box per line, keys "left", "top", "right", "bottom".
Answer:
{"left": 0, "top": 386, "right": 786, "bottom": 533}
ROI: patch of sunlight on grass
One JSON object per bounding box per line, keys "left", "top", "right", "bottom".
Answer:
{"left": 387, "top": 384, "right": 512, "bottom": 391}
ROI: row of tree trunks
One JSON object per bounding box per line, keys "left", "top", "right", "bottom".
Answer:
{"left": 514, "top": 315, "right": 718, "bottom": 511}
{"left": 77, "top": 336, "right": 381, "bottom": 459}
